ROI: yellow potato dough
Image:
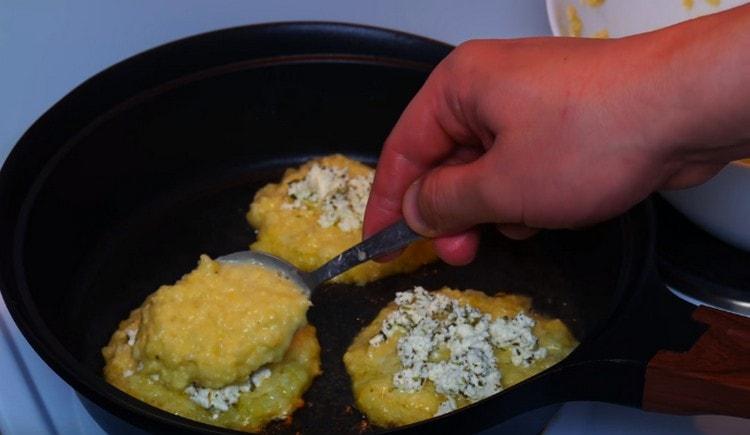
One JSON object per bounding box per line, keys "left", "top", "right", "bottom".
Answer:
{"left": 104, "top": 312, "right": 321, "bottom": 432}
{"left": 247, "top": 154, "right": 437, "bottom": 285}
{"left": 343, "top": 288, "right": 578, "bottom": 428}
{"left": 102, "top": 255, "right": 318, "bottom": 432}
{"left": 131, "top": 255, "right": 310, "bottom": 390}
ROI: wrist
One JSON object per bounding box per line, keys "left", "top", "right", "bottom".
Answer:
{"left": 588, "top": 32, "right": 692, "bottom": 170}
{"left": 638, "top": 5, "right": 750, "bottom": 166}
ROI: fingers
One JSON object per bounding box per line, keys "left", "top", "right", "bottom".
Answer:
{"left": 401, "top": 155, "right": 524, "bottom": 236}
{"left": 363, "top": 61, "right": 475, "bottom": 239}
{"left": 433, "top": 229, "right": 481, "bottom": 266}
{"left": 367, "top": 145, "right": 483, "bottom": 264}
{"left": 369, "top": 230, "right": 480, "bottom": 266}
{"left": 661, "top": 162, "right": 726, "bottom": 190}
{"left": 496, "top": 224, "right": 539, "bottom": 240}
{"left": 364, "top": 41, "right": 514, "bottom": 266}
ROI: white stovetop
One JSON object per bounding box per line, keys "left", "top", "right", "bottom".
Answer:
{"left": 1, "top": 1, "right": 749, "bottom": 434}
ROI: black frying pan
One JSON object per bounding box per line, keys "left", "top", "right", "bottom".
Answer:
{"left": 1, "top": 22, "right": 748, "bottom": 435}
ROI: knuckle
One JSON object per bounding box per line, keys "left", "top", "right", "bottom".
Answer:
{"left": 417, "top": 173, "right": 451, "bottom": 232}
{"left": 446, "top": 40, "right": 484, "bottom": 74}
{"left": 438, "top": 40, "right": 501, "bottom": 122}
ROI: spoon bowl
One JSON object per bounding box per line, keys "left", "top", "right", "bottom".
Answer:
{"left": 216, "top": 219, "right": 422, "bottom": 296}
{"left": 216, "top": 250, "right": 315, "bottom": 296}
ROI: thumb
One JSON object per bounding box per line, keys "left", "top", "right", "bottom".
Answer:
{"left": 402, "top": 158, "right": 515, "bottom": 236}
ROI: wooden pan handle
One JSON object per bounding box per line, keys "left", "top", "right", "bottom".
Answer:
{"left": 643, "top": 306, "right": 750, "bottom": 417}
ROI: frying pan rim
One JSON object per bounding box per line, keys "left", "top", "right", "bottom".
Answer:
{"left": 0, "top": 21, "right": 648, "bottom": 434}
{"left": 0, "top": 19, "right": 450, "bottom": 434}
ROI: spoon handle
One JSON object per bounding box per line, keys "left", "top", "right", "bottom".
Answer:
{"left": 303, "top": 219, "right": 423, "bottom": 288}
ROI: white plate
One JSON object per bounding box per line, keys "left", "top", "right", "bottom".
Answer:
{"left": 546, "top": 0, "right": 748, "bottom": 37}
{"left": 660, "top": 161, "right": 750, "bottom": 252}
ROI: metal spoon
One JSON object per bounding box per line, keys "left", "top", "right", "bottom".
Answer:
{"left": 216, "top": 220, "right": 422, "bottom": 296}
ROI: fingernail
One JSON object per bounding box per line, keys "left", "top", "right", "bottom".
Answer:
{"left": 403, "top": 179, "right": 437, "bottom": 237}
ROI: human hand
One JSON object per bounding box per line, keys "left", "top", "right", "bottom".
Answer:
{"left": 364, "top": 6, "right": 750, "bottom": 266}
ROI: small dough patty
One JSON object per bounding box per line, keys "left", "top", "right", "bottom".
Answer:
{"left": 131, "top": 255, "right": 310, "bottom": 390}
{"left": 104, "top": 309, "right": 321, "bottom": 432}
{"left": 343, "top": 288, "right": 578, "bottom": 428}
{"left": 102, "top": 255, "right": 318, "bottom": 432}
{"left": 247, "top": 154, "right": 437, "bottom": 285}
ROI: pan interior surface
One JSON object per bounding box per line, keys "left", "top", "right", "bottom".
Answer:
{"left": 9, "top": 40, "right": 626, "bottom": 434}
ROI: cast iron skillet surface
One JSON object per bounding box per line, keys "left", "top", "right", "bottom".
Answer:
{"left": 0, "top": 23, "right": 704, "bottom": 434}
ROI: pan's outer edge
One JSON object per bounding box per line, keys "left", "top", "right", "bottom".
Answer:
{"left": 0, "top": 20, "right": 682, "bottom": 435}
{"left": 0, "top": 21, "right": 453, "bottom": 435}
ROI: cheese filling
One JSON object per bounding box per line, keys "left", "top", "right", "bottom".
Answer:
{"left": 369, "top": 287, "right": 548, "bottom": 416}
{"left": 125, "top": 327, "right": 138, "bottom": 347}
{"left": 122, "top": 325, "right": 274, "bottom": 416}
{"left": 184, "top": 368, "right": 272, "bottom": 416}
{"left": 283, "top": 163, "right": 374, "bottom": 232}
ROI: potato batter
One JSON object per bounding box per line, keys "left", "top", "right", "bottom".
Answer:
{"left": 343, "top": 287, "right": 578, "bottom": 428}
{"left": 102, "top": 255, "right": 320, "bottom": 432}
{"left": 247, "top": 155, "right": 437, "bottom": 285}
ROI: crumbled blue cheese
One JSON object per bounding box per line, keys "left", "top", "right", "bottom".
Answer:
{"left": 490, "top": 313, "right": 547, "bottom": 367}
{"left": 369, "top": 287, "right": 547, "bottom": 417}
{"left": 250, "top": 367, "right": 272, "bottom": 385}
{"left": 123, "top": 327, "right": 139, "bottom": 378}
{"left": 435, "top": 395, "right": 457, "bottom": 416}
{"left": 125, "top": 327, "right": 138, "bottom": 346}
{"left": 184, "top": 367, "right": 271, "bottom": 414}
{"left": 283, "top": 163, "right": 374, "bottom": 232}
